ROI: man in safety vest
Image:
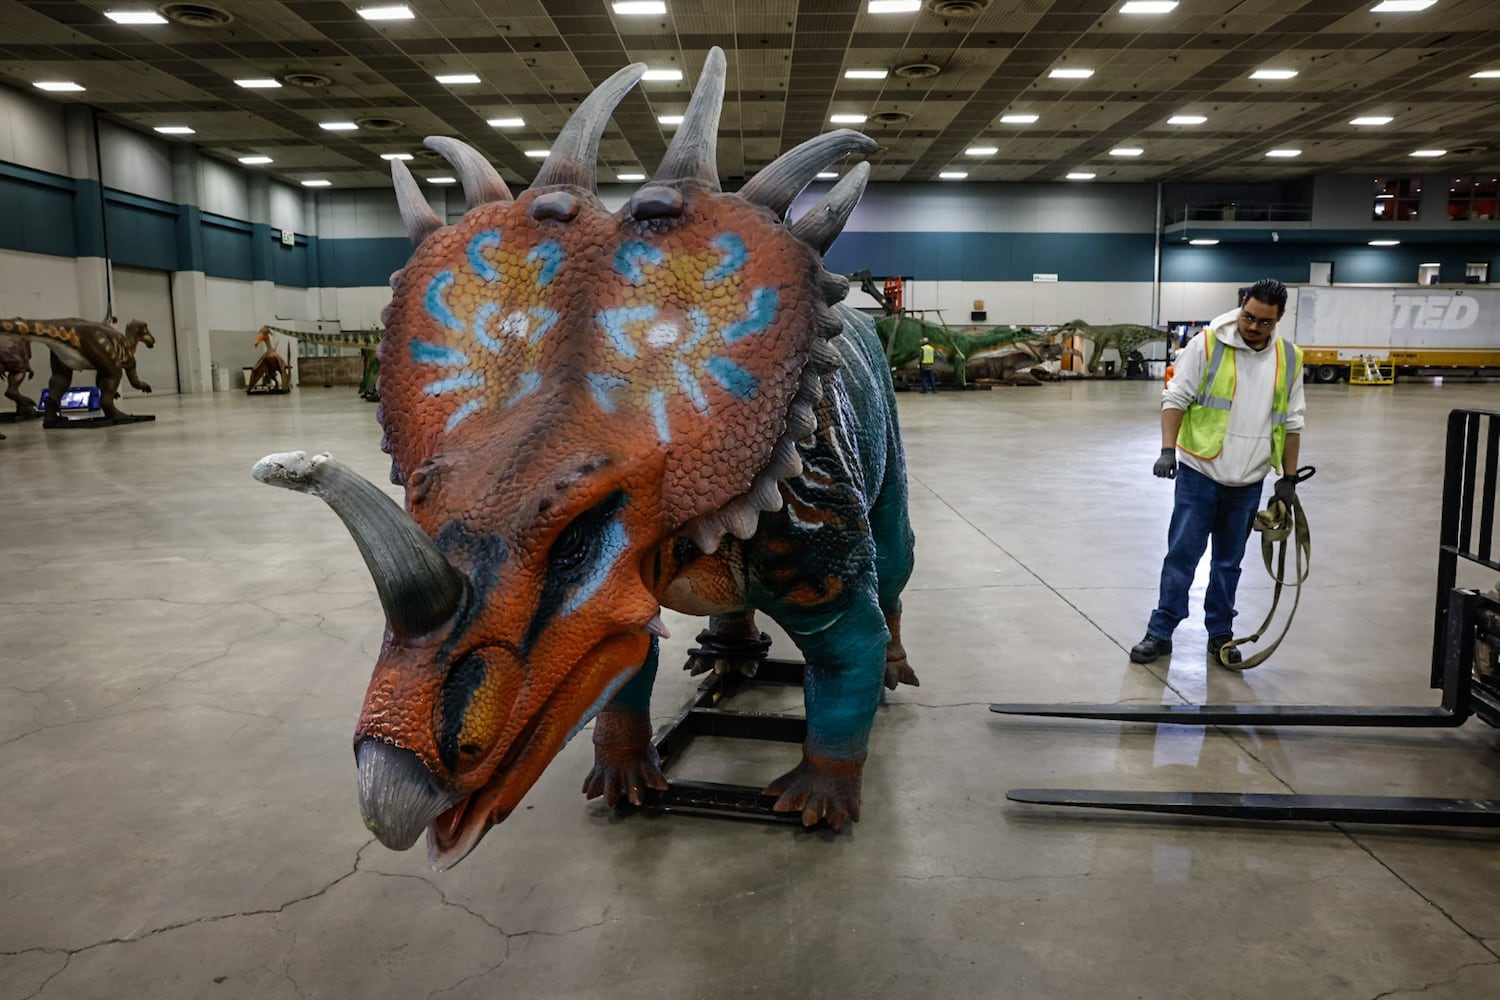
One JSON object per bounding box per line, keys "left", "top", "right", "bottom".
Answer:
{"left": 1129, "top": 278, "right": 1305, "bottom": 667}
{"left": 918, "top": 337, "right": 937, "bottom": 393}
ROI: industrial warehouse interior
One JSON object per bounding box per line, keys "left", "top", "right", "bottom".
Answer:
{"left": 2, "top": 2, "right": 1499, "bottom": 999}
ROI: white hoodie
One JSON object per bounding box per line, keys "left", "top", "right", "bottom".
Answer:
{"left": 1162, "top": 308, "right": 1306, "bottom": 487}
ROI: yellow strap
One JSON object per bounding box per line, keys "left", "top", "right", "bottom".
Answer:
{"left": 1217, "top": 491, "right": 1311, "bottom": 670}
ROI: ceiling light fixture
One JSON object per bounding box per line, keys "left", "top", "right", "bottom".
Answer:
{"left": 238, "top": 155, "right": 273, "bottom": 165}
{"left": 1120, "top": 1, "right": 1179, "bottom": 12}
{"left": 1471, "top": 70, "right": 1500, "bottom": 79}
{"left": 1066, "top": 172, "right": 1096, "bottom": 180}
{"left": 1189, "top": 239, "right": 1220, "bottom": 246}
{"left": 1251, "top": 69, "right": 1298, "bottom": 80}
{"left": 487, "top": 117, "right": 524, "bottom": 128}
{"left": 816, "top": 172, "right": 839, "bottom": 179}
{"left": 657, "top": 114, "right": 684, "bottom": 126}
{"left": 1411, "top": 149, "right": 1447, "bottom": 157}
{"left": 357, "top": 5, "right": 414, "bottom": 20}
{"left": 1000, "top": 113, "right": 1038, "bottom": 124}
{"left": 830, "top": 114, "right": 868, "bottom": 124}
{"left": 435, "top": 73, "right": 481, "bottom": 85}
{"left": 105, "top": 10, "right": 168, "bottom": 24}
{"left": 154, "top": 125, "right": 194, "bottom": 134}
{"left": 320, "top": 121, "right": 358, "bottom": 131}
{"left": 235, "top": 78, "right": 282, "bottom": 89}
{"left": 939, "top": 171, "right": 968, "bottom": 180}
{"left": 1370, "top": 0, "right": 1436, "bottom": 11}
{"left": 1265, "top": 148, "right": 1302, "bottom": 157}
{"left": 616, "top": 172, "right": 646, "bottom": 181}
{"left": 612, "top": 1, "right": 667, "bottom": 13}
{"left": 867, "top": 0, "right": 922, "bottom": 12}
{"left": 301, "top": 179, "right": 331, "bottom": 187}
{"left": 965, "top": 146, "right": 998, "bottom": 156}
{"left": 1111, "top": 147, "right": 1144, "bottom": 156}
{"left": 33, "top": 81, "right": 85, "bottom": 92}
{"left": 426, "top": 177, "right": 456, "bottom": 185}
{"left": 845, "top": 69, "right": 889, "bottom": 80}
{"left": 1168, "top": 114, "right": 1207, "bottom": 125}
{"left": 380, "top": 153, "right": 414, "bottom": 161}
{"left": 1368, "top": 240, "right": 1401, "bottom": 246}
{"left": 1350, "top": 116, "right": 1393, "bottom": 125}
{"left": 642, "top": 69, "right": 683, "bottom": 81}
{"left": 1050, "top": 68, "right": 1094, "bottom": 79}
{"left": 524, "top": 149, "right": 551, "bottom": 158}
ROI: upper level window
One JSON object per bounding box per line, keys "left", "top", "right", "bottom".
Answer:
{"left": 1372, "top": 177, "right": 1421, "bottom": 221}
{"left": 1447, "top": 176, "right": 1498, "bottom": 221}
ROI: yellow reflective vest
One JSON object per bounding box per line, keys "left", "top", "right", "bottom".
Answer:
{"left": 1177, "top": 335, "right": 1303, "bottom": 473}
{"left": 920, "top": 344, "right": 936, "bottom": 365}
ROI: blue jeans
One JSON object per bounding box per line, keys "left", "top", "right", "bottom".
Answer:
{"left": 919, "top": 367, "right": 936, "bottom": 392}
{"left": 1147, "top": 464, "right": 1263, "bottom": 641}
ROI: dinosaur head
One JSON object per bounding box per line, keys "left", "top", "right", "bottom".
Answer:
{"left": 126, "top": 320, "right": 155, "bottom": 349}
{"left": 256, "top": 48, "right": 874, "bottom": 869}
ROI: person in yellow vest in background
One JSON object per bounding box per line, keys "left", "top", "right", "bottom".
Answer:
{"left": 918, "top": 337, "right": 937, "bottom": 394}
{"left": 1130, "top": 278, "right": 1305, "bottom": 667}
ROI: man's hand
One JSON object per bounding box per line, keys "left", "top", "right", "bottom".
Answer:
{"left": 1153, "top": 447, "right": 1177, "bottom": 479}
{"left": 1273, "top": 476, "right": 1297, "bottom": 507}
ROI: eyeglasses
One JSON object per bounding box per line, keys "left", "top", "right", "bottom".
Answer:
{"left": 1238, "top": 312, "right": 1278, "bottom": 330}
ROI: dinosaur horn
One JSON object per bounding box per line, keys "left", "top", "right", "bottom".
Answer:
{"left": 738, "top": 130, "right": 878, "bottom": 220}
{"left": 652, "top": 47, "right": 726, "bottom": 189}
{"left": 391, "top": 157, "right": 443, "bottom": 246}
{"left": 788, "top": 161, "right": 870, "bottom": 254}
{"left": 533, "top": 62, "right": 647, "bottom": 190}
{"left": 252, "top": 452, "right": 467, "bottom": 639}
{"left": 423, "top": 136, "right": 513, "bottom": 208}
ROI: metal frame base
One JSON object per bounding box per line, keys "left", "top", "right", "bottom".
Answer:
{"left": 623, "top": 657, "right": 807, "bottom": 824}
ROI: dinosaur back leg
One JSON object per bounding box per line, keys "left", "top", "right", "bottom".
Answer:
{"left": 44, "top": 352, "right": 71, "bottom": 424}
{"left": 867, "top": 458, "right": 917, "bottom": 690}
{"left": 684, "top": 609, "right": 770, "bottom": 677}
{"left": 5, "top": 371, "right": 38, "bottom": 415}
{"left": 581, "top": 637, "right": 666, "bottom": 808}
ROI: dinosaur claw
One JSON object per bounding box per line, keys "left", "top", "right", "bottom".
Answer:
{"left": 766, "top": 751, "right": 865, "bottom": 831}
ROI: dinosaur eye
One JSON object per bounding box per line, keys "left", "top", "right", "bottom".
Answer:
{"left": 551, "top": 521, "right": 591, "bottom": 571}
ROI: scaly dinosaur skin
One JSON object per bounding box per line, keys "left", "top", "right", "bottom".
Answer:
{"left": 254, "top": 50, "right": 916, "bottom": 870}
{"left": 0, "top": 317, "right": 154, "bottom": 424}
{"left": 1053, "top": 318, "right": 1170, "bottom": 376}
{"left": 247, "top": 327, "right": 293, "bottom": 393}
{"left": 0, "top": 333, "right": 39, "bottom": 418}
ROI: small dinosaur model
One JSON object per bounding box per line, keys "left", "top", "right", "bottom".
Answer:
{"left": 875, "top": 313, "right": 1050, "bottom": 387}
{"left": 1, "top": 333, "right": 39, "bottom": 417}
{"left": 254, "top": 49, "right": 917, "bottom": 870}
{"left": 262, "top": 325, "right": 383, "bottom": 400}
{"left": 0, "top": 317, "right": 154, "bottom": 425}
{"left": 247, "top": 326, "right": 293, "bottom": 393}
{"left": 1052, "top": 318, "right": 1170, "bottom": 376}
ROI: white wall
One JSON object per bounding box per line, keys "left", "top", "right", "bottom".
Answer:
{"left": 199, "top": 157, "right": 249, "bottom": 220}
{"left": 0, "top": 85, "right": 69, "bottom": 175}
{"left": 97, "top": 121, "right": 173, "bottom": 202}
{"left": 111, "top": 265, "right": 178, "bottom": 395}
{"left": 901, "top": 280, "right": 1154, "bottom": 327}
{"left": 269, "top": 182, "right": 306, "bottom": 234}
{"left": 0, "top": 249, "right": 81, "bottom": 317}
{"left": 203, "top": 276, "right": 256, "bottom": 331}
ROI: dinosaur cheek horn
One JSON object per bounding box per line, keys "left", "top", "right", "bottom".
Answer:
{"left": 251, "top": 451, "right": 467, "bottom": 638}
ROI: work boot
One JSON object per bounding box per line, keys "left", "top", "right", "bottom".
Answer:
{"left": 1129, "top": 633, "right": 1172, "bottom": 664}
{"left": 1208, "top": 634, "right": 1242, "bottom": 667}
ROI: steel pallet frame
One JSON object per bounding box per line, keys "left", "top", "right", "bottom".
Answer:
{"left": 992, "top": 407, "right": 1500, "bottom": 828}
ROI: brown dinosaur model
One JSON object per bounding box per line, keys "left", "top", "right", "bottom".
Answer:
{"left": 0, "top": 317, "right": 155, "bottom": 426}
{"left": 0, "top": 333, "right": 39, "bottom": 418}
{"left": 247, "top": 326, "right": 293, "bottom": 393}
{"left": 255, "top": 48, "right": 917, "bottom": 870}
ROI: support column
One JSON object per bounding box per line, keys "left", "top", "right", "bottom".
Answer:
{"left": 63, "top": 105, "right": 111, "bottom": 322}
{"left": 169, "top": 144, "right": 212, "bottom": 394}
{"left": 245, "top": 174, "right": 290, "bottom": 384}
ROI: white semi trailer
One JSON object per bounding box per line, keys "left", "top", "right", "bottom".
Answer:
{"left": 1289, "top": 286, "right": 1500, "bottom": 382}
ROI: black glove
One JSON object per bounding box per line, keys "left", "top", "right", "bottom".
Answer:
{"left": 1153, "top": 447, "right": 1177, "bottom": 479}
{"left": 1273, "top": 476, "right": 1297, "bottom": 507}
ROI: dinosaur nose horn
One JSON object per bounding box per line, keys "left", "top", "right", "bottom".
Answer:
{"left": 356, "top": 739, "right": 462, "bottom": 851}
{"left": 252, "top": 451, "right": 467, "bottom": 638}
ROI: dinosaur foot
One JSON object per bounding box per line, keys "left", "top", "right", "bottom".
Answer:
{"left": 883, "top": 645, "right": 920, "bottom": 691}
{"left": 766, "top": 751, "right": 865, "bottom": 829}
{"left": 683, "top": 627, "right": 773, "bottom": 678}
{"left": 581, "top": 708, "right": 667, "bottom": 808}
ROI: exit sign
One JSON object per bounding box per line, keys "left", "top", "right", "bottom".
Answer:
{"left": 281, "top": 229, "right": 295, "bottom": 246}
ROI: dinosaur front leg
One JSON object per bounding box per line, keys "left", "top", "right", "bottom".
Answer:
{"left": 124, "top": 359, "right": 151, "bottom": 393}
{"left": 582, "top": 637, "right": 667, "bottom": 807}
{"left": 766, "top": 592, "right": 888, "bottom": 828}
{"left": 684, "top": 610, "right": 772, "bottom": 677}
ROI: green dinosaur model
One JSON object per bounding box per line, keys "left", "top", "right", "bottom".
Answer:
{"left": 874, "top": 314, "right": 1052, "bottom": 387}
{"left": 1052, "top": 319, "right": 1171, "bottom": 376}
{"left": 262, "top": 324, "right": 383, "bottom": 399}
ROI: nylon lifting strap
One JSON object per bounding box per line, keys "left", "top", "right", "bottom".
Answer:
{"left": 1219, "top": 465, "right": 1316, "bottom": 671}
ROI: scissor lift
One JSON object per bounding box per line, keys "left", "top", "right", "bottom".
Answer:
{"left": 992, "top": 407, "right": 1500, "bottom": 827}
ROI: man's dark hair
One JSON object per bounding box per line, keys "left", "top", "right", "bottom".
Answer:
{"left": 1244, "top": 278, "right": 1288, "bottom": 317}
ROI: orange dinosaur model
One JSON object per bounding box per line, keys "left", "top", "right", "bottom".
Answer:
{"left": 247, "top": 326, "right": 292, "bottom": 393}
{"left": 254, "top": 49, "right": 915, "bottom": 870}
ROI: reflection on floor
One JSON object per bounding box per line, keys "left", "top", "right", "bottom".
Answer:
{"left": 2, "top": 381, "right": 1498, "bottom": 999}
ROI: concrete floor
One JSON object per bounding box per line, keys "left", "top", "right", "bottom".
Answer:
{"left": 2, "top": 379, "right": 1499, "bottom": 999}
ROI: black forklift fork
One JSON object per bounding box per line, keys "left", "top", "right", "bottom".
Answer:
{"left": 992, "top": 408, "right": 1500, "bottom": 827}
